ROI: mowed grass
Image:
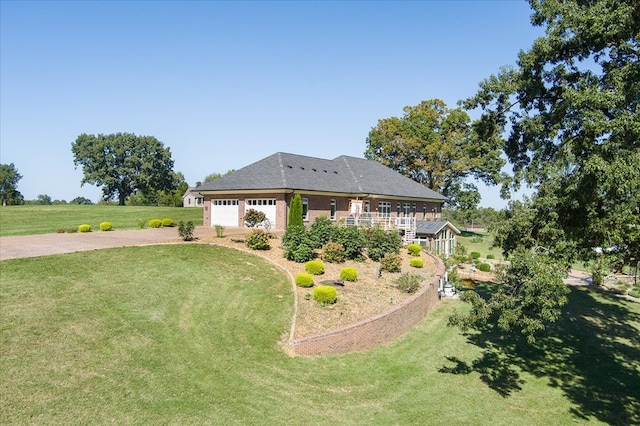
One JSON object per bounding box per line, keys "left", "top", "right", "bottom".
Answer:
{"left": 457, "top": 230, "right": 504, "bottom": 260}
{"left": 0, "top": 205, "right": 203, "bottom": 236}
{"left": 2, "top": 244, "right": 639, "bottom": 424}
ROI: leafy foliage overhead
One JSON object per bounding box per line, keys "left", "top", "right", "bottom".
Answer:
{"left": 364, "top": 99, "right": 505, "bottom": 208}
{"left": 71, "top": 133, "right": 176, "bottom": 205}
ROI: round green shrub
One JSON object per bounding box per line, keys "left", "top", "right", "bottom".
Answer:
{"left": 245, "top": 229, "right": 271, "bottom": 250}
{"left": 149, "top": 219, "right": 162, "bottom": 228}
{"left": 339, "top": 267, "right": 358, "bottom": 282}
{"left": 162, "top": 218, "right": 175, "bottom": 227}
{"left": 305, "top": 260, "right": 325, "bottom": 275}
{"left": 99, "top": 221, "right": 113, "bottom": 231}
{"left": 477, "top": 262, "right": 491, "bottom": 272}
{"left": 295, "top": 272, "right": 314, "bottom": 288}
{"left": 321, "top": 242, "right": 345, "bottom": 263}
{"left": 407, "top": 243, "right": 422, "bottom": 256}
{"left": 470, "top": 251, "right": 481, "bottom": 259}
{"left": 380, "top": 252, "right": 402, "bottom": 273}
{"left": 78, "top": 224, "right": 91, "bottom": 233}
{"left": 313, "top": 285, "right": 337, "bottom": 305}
{"left": 410, "top": 257, "right": 424, "bottom": 268}
{"left": 486, "top": 253, "right": 496, "bottom": 260}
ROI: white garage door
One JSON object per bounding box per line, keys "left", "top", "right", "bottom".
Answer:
{"left": 211, "top": 199, "right": 239, "bottom": 227}
{"left": 246, "top": 199, "right": 277, "bottom": 227}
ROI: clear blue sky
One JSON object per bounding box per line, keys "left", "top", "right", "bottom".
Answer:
{"left": 0, "top": 0, "right": 541, "bottom": 207}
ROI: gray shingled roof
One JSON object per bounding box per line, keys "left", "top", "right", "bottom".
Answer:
{"left": 195, "top": 152, "right": 446, "bottom": 200}
{"left": 415, "top": 220, "right": 461, "bottom": 236}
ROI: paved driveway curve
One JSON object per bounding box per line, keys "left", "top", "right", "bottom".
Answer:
{"left": 0, "top": 226, "right": 220, "bottom": 261}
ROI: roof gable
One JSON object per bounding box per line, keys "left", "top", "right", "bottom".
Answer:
{"left": 415, "top": 220, "right": 461, "bottom": 236}
{"left": 195, "top": 152, "right": 446, "bottom": 200}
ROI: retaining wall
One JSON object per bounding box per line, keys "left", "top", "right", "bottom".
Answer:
{"left": 287, "top": 254, "right": 445, "bottom": 356}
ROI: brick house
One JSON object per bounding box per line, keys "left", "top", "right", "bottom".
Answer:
{"left": 194, "top": 152, "right": 452, "bottom": 245}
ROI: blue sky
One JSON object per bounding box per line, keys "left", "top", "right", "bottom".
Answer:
{"left": 1, "top": 1, "right": 542, "bottom": 207}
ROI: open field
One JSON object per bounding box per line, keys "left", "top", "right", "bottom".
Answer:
{"left": 0, "top": 205, "right": 203, "bottom": 236}
{"left": 2, "top": 244, "right": 639, "bottom": 424}
{"left": 456, "top": 230, "right": 503, "bottom": 260}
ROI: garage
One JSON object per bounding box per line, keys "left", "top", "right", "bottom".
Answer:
{"left": 210, "top": 199, "right": 239, "bottom": 227}
{"left": 246, "top": 199, "right": 277, "bottom": 227}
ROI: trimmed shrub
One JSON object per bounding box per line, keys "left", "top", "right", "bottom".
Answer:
{"left": 308, "top": 215, "right": 335, "bottom": 248}
{"left": 470, "top": 251, "right": 481, "bottom": 259}
{"left": 283, "top": 225, "right": 315, "bottom": 263}
{"left": 486, "top": 253, "right": 496, "bottom": 260}
{"left": 288, "top": 194, "right": 304, "bottom": 228}
{"left": 244, "top": 208, "right": 267, "bottom": 228}
{"left": 178, "top": 221, "right": 195, "bottom": 241}
{"left": 332, "top": 225, "right": 365, "bottom": 261}
{"left": 339, "top": 267, "right": 358, "bottom": 282}
{"left": 380, "top": 252, "right": 402, "bottom": 273}
{"left": 162, "top": 218, "right": 175, "bottom": 227}
{"left": 313, "top": 285, "right": 337, "bottom": 305}
{"left": 410, "top": 257, "right": 424, "bottom": 268}
{"left": 364, "top": 226, "right": 402, "bottom": 261}
{"left": 407, "top": 243, "right": 421, "bottom": 256}
{"left": 321, "top": 242, "right": 345, "bottom": 263}
{"left": 78, "top": 224, "right": 91, "bottom": 233}
{"left": 149, "top": 219, "right": 162, "bottom": 228}
{"left": 245, "top": 229, "right": 270, "bottom": 250}
{"left": 295, "top": 273, "right": 314, "bottom": 288}
{"left": 396, "top": 273, "right": 422, "bottom": 294}
{"left": 477, "top": 263, "right": 491, "bottom": 272}
{"left": 99, "top": 221, "right": 113, "bottom": 231}
{"left": 305, "top": 260, "right": 325, "bottom": 275}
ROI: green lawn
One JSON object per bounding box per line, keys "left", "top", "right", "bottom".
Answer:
{"left": 456, "top": 230, "right": 504, "bottom": 260}
{"left": 2, "top": 244, "right": 638, "bottom": 424}
{"left": 0, "top": 205, "right": 203, "bottom": 236}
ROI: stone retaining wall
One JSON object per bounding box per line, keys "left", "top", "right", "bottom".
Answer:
{"left": 287, "top": 254, "right": 445, "bottom": 356}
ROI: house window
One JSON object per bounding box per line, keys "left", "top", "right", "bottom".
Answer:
{"left": 397, "top": 203, "right": 401, "bottom": 215}
{"left": 379, "top": 201, "right": 391, "bottom": 217}
{"left": 364, "top": 200, "right": 370, "bottom": 213}
{"left": 412, "top": 203, "right": 416, "bottom": 215}
{"left": 330, "top": 199, "right": 336, "bottom": 220}
{"left": 302, "top": 197, "right": 309, "bottom": 221}
{"left": 403, "top": 203, "right": 411, "bottom": 217}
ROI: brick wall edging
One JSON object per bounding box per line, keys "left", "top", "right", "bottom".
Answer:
{"left": 287, "top": 254, "right": 445, "bottom": 356}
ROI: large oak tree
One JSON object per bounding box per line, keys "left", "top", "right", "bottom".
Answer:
{"left": 72, "top": 133, "right": 176, "bottom": 205}
{"left": 452, "top": 0, "right": 640, "bottom": 342}
{"left": 364, "top": 99, "right": 505, "bottom": 208}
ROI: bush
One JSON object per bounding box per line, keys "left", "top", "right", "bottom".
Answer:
{"left": 308, "top": 215, "right": 335, "bottom": 248}
{"left": 178, "top": 221, "right": 195, "bottom": 241}
{"left": 244, "top": 208, "right": 267, "bottom": 228}
{"left": 305, "top": 260, "right": 325, "bottom": 275}
{"left": 99, "top": 222, "right": 113, "bottom": 231}
{"left": 313, "top": 285, "right": 337, "bottom": 305}
{"left": 340, "top": 267, "right": 358, "bottom": 282}
{"left": 410, "top": 257, "right": 424, "bottom": 268}
{"left": 380, "top": 252, "right": 402, "bottom": 273}
{"left": 137, "top": 219, "right": 146, "bottom": 229}
{"left": 477, "top": 263, "right": 491, "bottom": 272}
{"left": 407, "top": 243, "right": 421, "bottom": 256}
{"left": 245, "top": 229, "right": 270, "bottom": 250}
{"left": 470, "top": 251, "right": 481, "bottom": 259}
{"left": 214, "top": 224, "right": 225, "bottom": 238}
{"left": 321, "top": 242, "right": 345, "bottom": 263}
{"left": 486, "top": 253, "right": 496, "bottom": 260}
{"left": 364, "top": 226, "right": 402, "bottom": 261}
{"left": 295, "top": 273, "right": 314, "bottom": 288}
{"left": 162, "top": 218, "right": 175, "bottom": 227}
{"left": 396, "top": 273, "right": 422, "bottom": 294}
{"left": 149, "top": 219, "right": 162, "bottom": 228}
{"left": 283, "top": 225, "right": 316, "bottom": 263}
{"left": 332, "top": 225, "right": 365, "bottom": 261}
{"left": 78, "top": 224, "right": 91, "bottom": 233}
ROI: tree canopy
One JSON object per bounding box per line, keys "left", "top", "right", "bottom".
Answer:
{"left": 364, "top": 99, "right": 506, "bottom": 208}
{"left": 0, "top": 163, "right": 24, "bottom": 206}
{"left": 454, "top": 0, "right": 640, "bottom": 342}
{"left": 71, "top": 133, "right": 176, "bottom": 205}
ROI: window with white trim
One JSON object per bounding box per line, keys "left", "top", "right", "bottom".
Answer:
{"left": 302, "top": 197, "right": 309, "bottom": 221}
{"left": 330, "top": 199, "right": 336, "bottom": 220}
{"left": 379, "top": 201, "right": 391, "bottom": 217}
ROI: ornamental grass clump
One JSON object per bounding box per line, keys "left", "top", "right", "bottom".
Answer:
{"left": 295, "top": 273, "right": 314, "bottom": 288}
{"left": 78, "top": 224, "right": 91, "bottom": 233}
{"left": 410, "top": 257, "right": 424, "bottom": 268}
{"left": 313, "top": 285, "right": 337, "bottom": 305}
{"left": 407, "top": 243, "right": 421, "bottom": 256}
{"left": 305, "top": 260, "right": 325, "bottom": 275}
{"left": 339, "top": 267, "right": 358, "bottom": 282}
{"left": 99, "top": 222, "right": 113, "bottom": 231}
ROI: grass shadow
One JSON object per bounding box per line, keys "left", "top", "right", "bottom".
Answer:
{"left": 441, "top": 284, "right": 640, "bottom": 424}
